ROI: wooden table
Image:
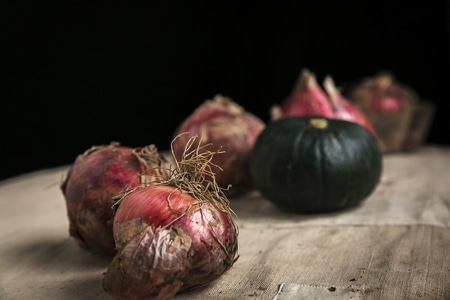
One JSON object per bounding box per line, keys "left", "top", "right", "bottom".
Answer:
{"left": 1, "top": 146, "right": 449, "bottom": 299}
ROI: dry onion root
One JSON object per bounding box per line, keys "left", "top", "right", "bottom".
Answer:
{"left": 171, "top": 94, "right": 265, "bottom": 197}
{"left": 60, "top": 142, "right": 168, "bottom": 256}
{"left": 103, "top": 135, "right": 239, "bottom": 299}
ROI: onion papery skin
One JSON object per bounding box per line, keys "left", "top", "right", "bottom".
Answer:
{"left": 172, "top": 94, "right": 265, "bottom": 196}
{"left": 103, "top": 225, "right": 194, "bottom": 300}
{"left": 270, "top": 68, "right": 335, "bottom": 120}
{"left": 61, "top": 143, "right": 157, "bottom": 256}
{"left": 323, "top": 76, "right": 376, "bottom": 136}
{"left": 344, "top": 71, "right": 419, "bottom": 113}
{"left": 112, "top": 184, "right": 239, "bottom": 291}
{"left": 271, "top": 69, "right": 376, "bottom": 137}
{"left": 331, "top": 97, "right": 376, "bottom": 135}
{"left": 342, "top": 71, "right": 435, "bottom": 153}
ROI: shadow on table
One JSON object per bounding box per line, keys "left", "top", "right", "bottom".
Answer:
{"left": 229, "top": 190, "right": 360, "bottom": 223}
{"left": 2, "top": 235, "right": 111, "bottom": 271}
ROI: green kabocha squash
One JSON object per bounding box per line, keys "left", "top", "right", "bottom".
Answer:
{"left": 249, "top": 116, "right": 382, "bottom": 213}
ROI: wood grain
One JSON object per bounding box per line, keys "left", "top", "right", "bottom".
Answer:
{"left": 1, "top": 147, "right": 449, "bottom": 299}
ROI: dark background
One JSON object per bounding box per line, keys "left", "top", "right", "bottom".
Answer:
{"left": 1, "top": 1, "right": 450, "bottom": 181}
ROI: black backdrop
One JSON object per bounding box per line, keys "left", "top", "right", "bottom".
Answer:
{"left": 1, "top": 2, "right": 450, "bottom": 181}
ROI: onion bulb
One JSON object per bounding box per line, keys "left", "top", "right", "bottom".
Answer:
{"left": 344, "top": 70, "right": 419, "bottom": 113}
{"left": 103, "top": 224, "right": 194, "bottom": 300}
{"left": 323, "top": 75, "right": 376, "bottom": 135}
{"left": 343, "top": 71, "right": 434, "bottom": 153}
{"left": 172, "top": 94, "right": 265, "bottom": 196}
{"left": 103, "top": 136, "right": 239, "bottom": 299}
{"left": 61, "top": 142, "right": 167, "bottom": 256}
{"left": 270, "top": 68, "right": 335, "bottom": 120}
{"left": 271, "top": 68, "right": 376, "bottom": 136}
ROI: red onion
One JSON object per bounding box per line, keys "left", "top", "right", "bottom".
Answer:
{"left": 270, "top": 68, "right": 335, "bottom": 120}
{"left": 103, "top": 137, "right": 238, "bottom": 299}
{"left": 172, "top": 94, "right": 265, "bottom": 196}
{"left": 103, "top": 225, "right": 194, "bottom": 300}
{"left": 344, "top": 71, "right": 419, "bottom": 113}
{"left": 61, "top": 142, "right": 167, "bottom": 256}
{"left": 342, "top": 71, "right": 433, "bottom": 153}
{"left": 323, "top": 75, "right": 376, "bottom": 135}
{"left": 271, "top": 68, "right": 376, "bottom": 136}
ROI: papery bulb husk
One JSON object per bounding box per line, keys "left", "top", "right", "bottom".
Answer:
{"left": 103, "top": 224, "right": 194, "bottom": 300}
{"left": 323, "top": 75, "right": 377, "bottom": 136}
{"left": 61, "top": 142, "right": 168, "bottom": 256}
{"left": 344, "top": 70, "right": 419, "bottom": 113}
{"left": 171, "top": 94, "right": 265, "bottom": 197}
{"left": 270, "top": 68, "right": 335, "bottom": 120}
{"left": 110, "top": 138, "right": 239, "bottom": 294}
{"left": 343, "top": 71, "right": 434, "bottom": 153}
{"left": 112, "top": 186, "right": 238, "bottom": 291}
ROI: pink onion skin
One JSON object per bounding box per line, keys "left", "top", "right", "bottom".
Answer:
{"left": 103, "top": 225, "right": 194, "bottom": 300}
{"left": 271, "top": 69, "right": 376, "bottom": 136}
{"left": 370, "top": 90, "right": 404, "bottom": 112}
{"left": 112, "top": 184, "right": 238, "bottom": 291}
{"left": 172, "top": 94, "right": 265, "bottom": 196}
{"left": 323, "top": 76, "right": 377, "bottom": 136}
{"left": 332, "top": 97, "right": 376, "bottom": 135}
{"left": 61, "top": 143, "right": 152, "bottom": 256}
{"left": 344, "top": 71, "right": 419, "bottom": 113}
{"left": 270, "top": 68, "right": 335, "bottom": 120}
